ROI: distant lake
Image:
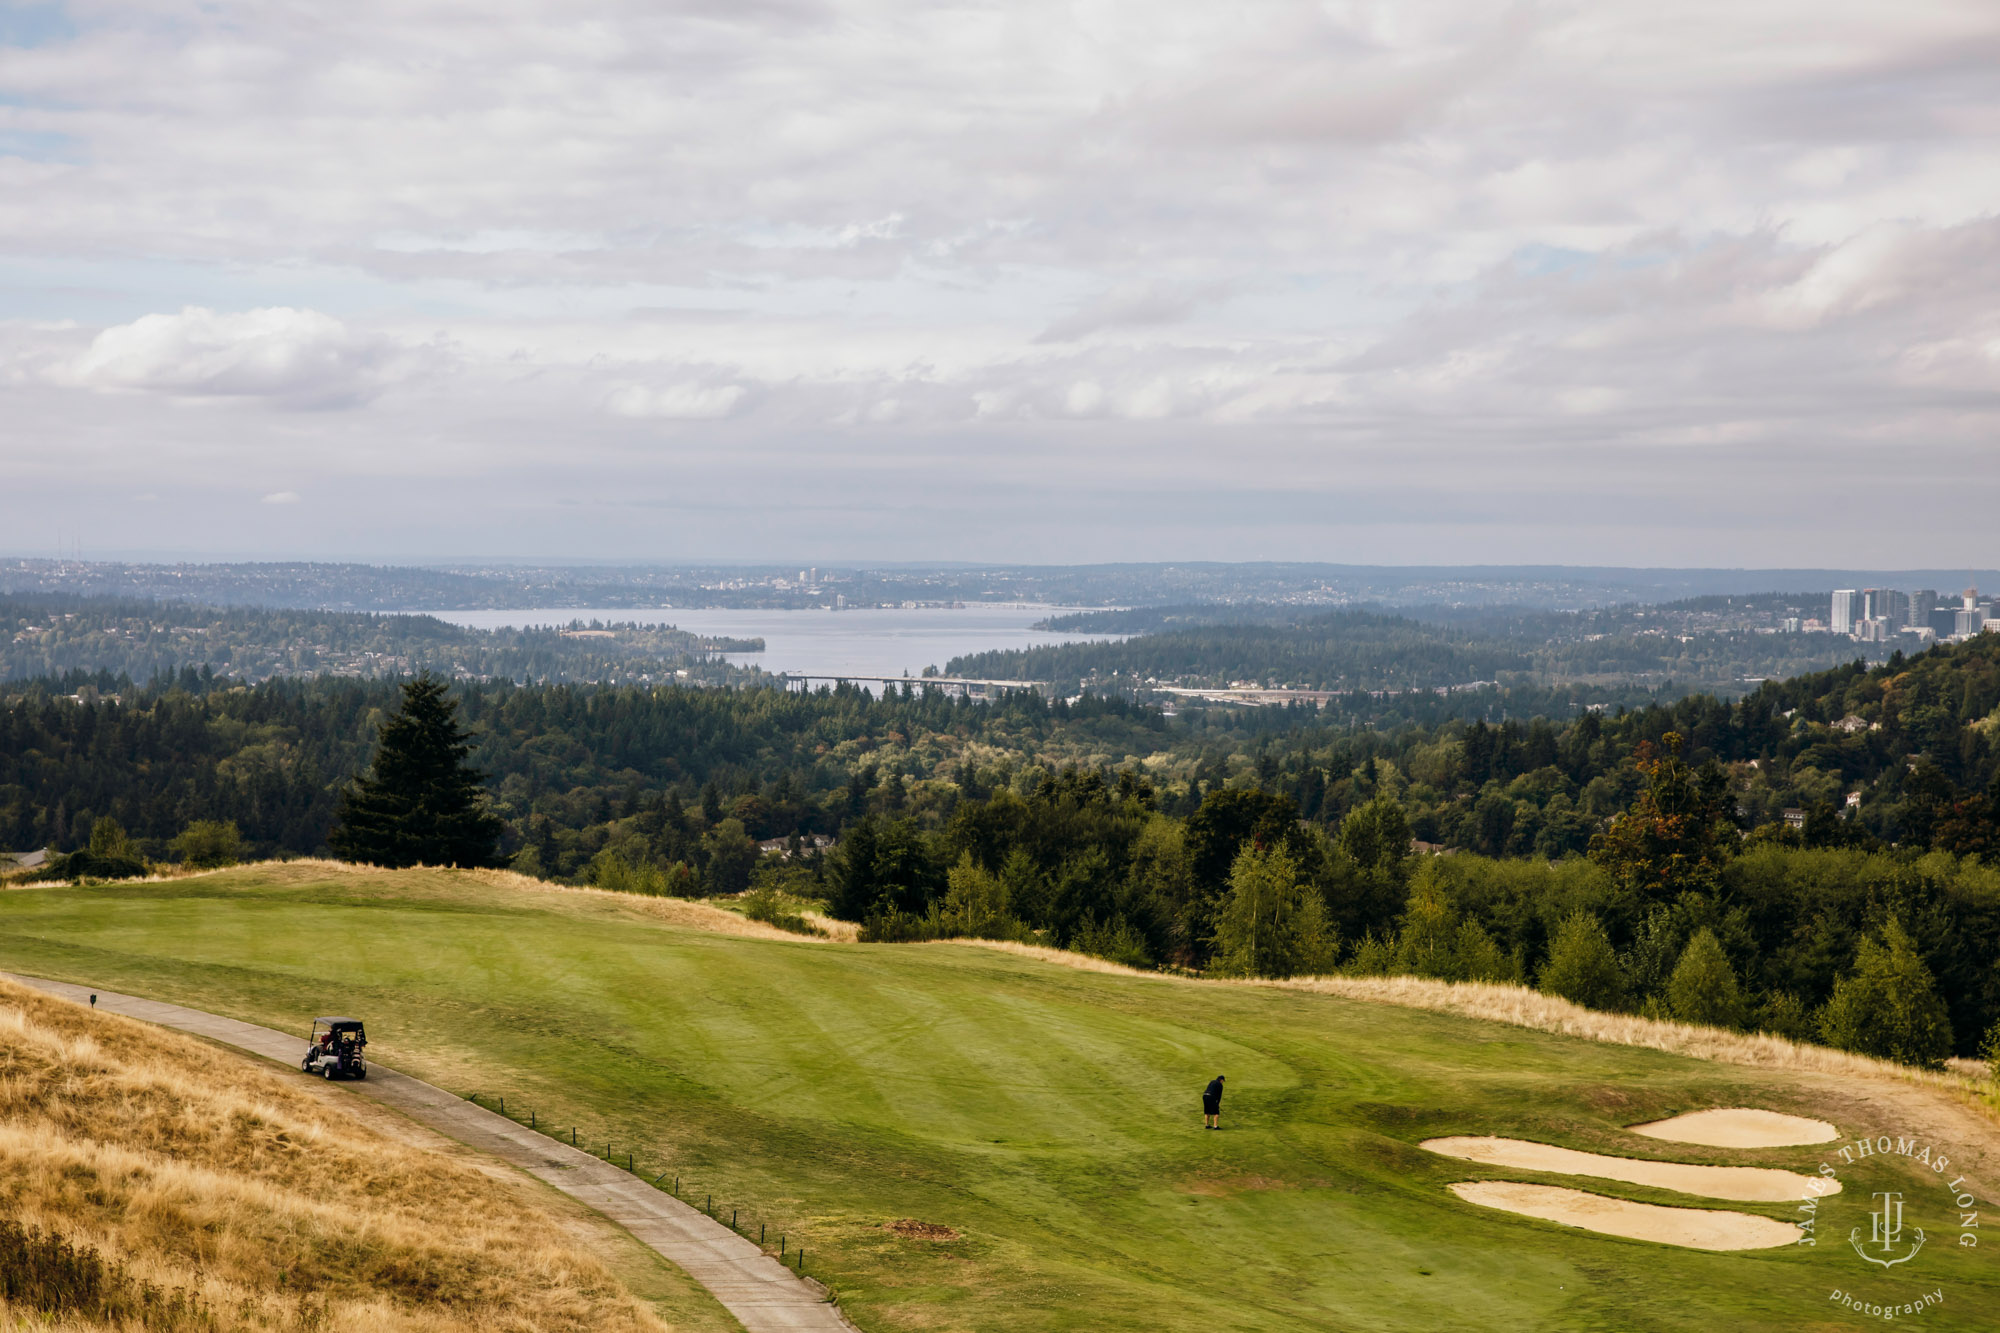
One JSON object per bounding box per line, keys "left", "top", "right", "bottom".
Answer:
{"left": 431, "top": 604, "right": 1116, "bottom": 683}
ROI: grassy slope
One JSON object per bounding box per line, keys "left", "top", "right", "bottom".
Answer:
{"left": 0, "top": 973, "right": 741, "bottom": 1333}
{"left": 1, "top": 864, "right": 1995, "bottom": 1332}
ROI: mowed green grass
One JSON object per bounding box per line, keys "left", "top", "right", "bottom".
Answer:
{"left": 1, "top": 866, "right": 1994, "bottom": 1332}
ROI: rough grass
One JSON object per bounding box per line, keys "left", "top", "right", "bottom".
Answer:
{"left": 0, "top": 978, "right": 677, "bottom": 1333}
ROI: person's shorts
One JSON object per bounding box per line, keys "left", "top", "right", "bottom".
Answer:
{"left": 1202, "top": 1100, "right": 1220, "bottom": 1115}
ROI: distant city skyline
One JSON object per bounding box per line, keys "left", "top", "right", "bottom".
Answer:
{"left": 3, "top": 1, "right": 1998, "bottom": 563}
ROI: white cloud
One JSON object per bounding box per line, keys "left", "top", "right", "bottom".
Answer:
{"left": 260, "top": 490, "right": 301, "bottom": 504}
{"left": 0, "top": 0, "right": 1998, "bottom": 562}
{"left": 606, "top": 382, "right": 748, "bottom": 419}
{"left": 62, "top": 307, "right": 408, "bottom": 408}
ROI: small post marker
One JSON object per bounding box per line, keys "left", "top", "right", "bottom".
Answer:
{"left": 628, "top": 1153, "right": 634, "bottom": 1172}
{"left": 780, "top": 1235, "right": 786, "bottom": 1257}
{"left": 654, "top": 1170, "right": 670, "bottom": 1186}
{"left": 706, "top": 1194, "right": 712, "bottom": 1216}
{"left": 530, "top": 1110, "right": 536, "bottom": 1129}
{"left": 732, "top": 1208, "right": 738, "bottom": 1230}
{"left": 571, "top": 1128, "right": 577, "bottom": 1146}
{"left": 760, "top": 1223, "right": 766, "bottom": 1245}
{"left": 498, "top": 1097, "right": 504, "bottom": 1115}
{"left": 89, "top": 994, "right": 96, "bottom": 1007}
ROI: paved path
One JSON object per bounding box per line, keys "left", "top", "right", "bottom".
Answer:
{"left": 3, "top": 973, "right": 853, "bottom": 1333}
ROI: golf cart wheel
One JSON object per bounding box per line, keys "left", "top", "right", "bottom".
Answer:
{"left": 353, "top": 1067, "right": 366, "bottom": 1080}
{"left": 322, "top": 1064, "right": 335, "bottom": 1080}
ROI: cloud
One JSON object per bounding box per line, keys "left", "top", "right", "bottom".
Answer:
{"left": 62, "top": 307, "right": 408, "bottom": 408}
{"left": 605, "top": 381, "right": 748, "bottom": 419}
{"left": 259, "top": 491, "right": 300, "bottom": 504}
{"left": 1035, "top": 283, "right": 1205, "bottom": 343}
{"left": 1, "top": 0, "right": 1998, "bottom": 564}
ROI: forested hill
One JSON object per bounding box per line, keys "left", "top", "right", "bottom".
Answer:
{"left": 0, "top": 593, "right": 759, "bottom": 686}
{"left": 953, "top": 610, "right": 1534, "bottom": 692}
{"left": 960, "top": 605, "right": 1879, "bottom": 697}
{"left": 2, "top": 633, "right": 1995, "bottom": 874}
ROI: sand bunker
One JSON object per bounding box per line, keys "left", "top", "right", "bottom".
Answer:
{"left": 1421, "top": 1136, "right": 1836, "bottom": 1202}
{"left": 1628, "top": 1107, "right": 1837, "bottom": 1149}
{"left": 1449, "top": 1182, "right": 1801, "bottom": 1251}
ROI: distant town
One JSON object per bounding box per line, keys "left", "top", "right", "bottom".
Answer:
{"left": 1808, "top": 586, "right": 1995, "bottom": 644}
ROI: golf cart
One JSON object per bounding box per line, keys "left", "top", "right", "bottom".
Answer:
{"left": 301, "top": 1017, "right": 368, "bottom": 1080}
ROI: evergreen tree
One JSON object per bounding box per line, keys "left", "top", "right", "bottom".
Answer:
{"left": 1818, "top": 918, "right": 1953, "bottom": 1068}
{"left": 328, "top": 675, "right": 502, "bottom": 869}
{"left": 1538, "top": 911, "right": 1627, "bottom": 1011}
{"left": 1588, "top": 731, "right": 1734, "bottom": 907}
{"left": 1453, "top": 918, "right": 1514, "bottom": 984}
{"left": 1210, "top": 844, "right": 1337, "bottom": 979}
{"left": 1665, "top": 927, "right": 1745, "bottom": 1028}
{"left": 1392, "top": 860, "right": 1458, "bottom": 978}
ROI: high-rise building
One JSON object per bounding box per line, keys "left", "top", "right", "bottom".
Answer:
{"left": 1861, "top": 589, "right": 1909, "bottom": 626}
{"left": 1911, "top": 590, "right": 1938, "bottom": 628}
{"left": 1831, "top": 590, "right": 1861, "bottom": 636}
{"left": 1955, "top": 587, "right": 1988, "bottom": 638}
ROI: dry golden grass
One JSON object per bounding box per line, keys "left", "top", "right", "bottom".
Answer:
{"left": 0, "top": 978, "right": 676, "bottom": 1333}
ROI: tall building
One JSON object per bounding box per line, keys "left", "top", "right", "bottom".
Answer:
{"left": 1955, "top": 587, "right": 1988, "bottom": 638}
{"left": 1862, "top": 589, "right": 1908, "bottom": 626}
{"left": 1831, "top": 589, "right": 1861, "bottom": 636}
{"left": 1911, "top": 590, "right": 1938, "bottom": 628}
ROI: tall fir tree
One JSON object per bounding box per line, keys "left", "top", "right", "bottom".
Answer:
{"left": 1538, "top": 910, "right": 1628, "bottom": 1011}
{"left": 1665, "top": 927, "right": 1746, "bottom": 1029}
{"left": 328, "top": 676, "right": 503, "bottom": 869}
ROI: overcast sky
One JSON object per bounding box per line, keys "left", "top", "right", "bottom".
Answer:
{"left": 2, "top": 0, "right": 1997, "bottom": 565}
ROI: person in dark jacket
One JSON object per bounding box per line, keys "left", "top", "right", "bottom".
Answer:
{"left": 1202, "top": 1074, "right": 1224, "bottom": 1129}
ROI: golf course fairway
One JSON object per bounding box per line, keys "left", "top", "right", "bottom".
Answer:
{"left": 1, "top": 863, "right": 1995, "bottom": 1332}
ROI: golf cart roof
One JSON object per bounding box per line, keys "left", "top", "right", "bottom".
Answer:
{"left": 314, "top": 1016, "right": 364, "bottom": 1025}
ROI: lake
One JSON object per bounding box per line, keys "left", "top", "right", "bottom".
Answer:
{"left": 431, "top": 604, "right": 1113, "bottom": 682}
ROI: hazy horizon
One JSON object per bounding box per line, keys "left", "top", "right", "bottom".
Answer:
{"left": 4, "top": 1, "right": 1997, "bottom": 564}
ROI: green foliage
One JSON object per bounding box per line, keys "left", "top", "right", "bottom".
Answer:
{"left": 1071, "top": 914, "right": 1153, "bottom": 968}
{"left": 1391, "top": 862, "right": 1457, "bottom": 978}
{"left": 702, "top": 817, "right": 759, "bottom": 896}
{"left": 0, "top": 590, "right": 757, "bottom": 687}
{"left": 328, "top": 676, "right": 503, "bottom": 869}
{"left": 44, "top": 816, "right": 149, "bottom": 881}
{"left": 740, "top": 888, "right": 821, "bottom": 935}
{"left": 1587, "top": 732, "right": 1735, "bottom": 907}
{"left": 1209, "top": 845, "right": 1337, "bottom": 979}
{"left": 1664, "top": 928, "right": 1745, "bottom": 1029}
{"left": 941, "top": 854, "right": 1024, "bottom": 941}
{"left": 168, "top": 819, "right": 241, "bottom": 870}
{"left": 87, "top": 816, "right": 138, "bottom": 861}
{"left": 1538, "top": 911, "right": 1627, "bottom": 1012}
{"left": 1818, "top": 918, "right": 1955, "bottom": 1068}
{"left": 587, "top": 848, "right": 678, "bottom": 896}
{"left": 1756, "top": 991, "right": 1818, "bottom": 1042}
{"left": 1453, "top": 918, "right": 1516, "bottom": 984}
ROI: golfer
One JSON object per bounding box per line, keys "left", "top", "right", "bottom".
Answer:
{"left": 1202, "top": 1074, "right": 1224, "bottom": 1129}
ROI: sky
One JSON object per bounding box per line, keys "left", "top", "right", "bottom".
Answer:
{"left": 1, "top": 0, "right": 1997, "bottom": 565}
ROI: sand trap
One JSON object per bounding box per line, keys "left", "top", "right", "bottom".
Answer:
{"left": 1450, "top": 1182, "right": 1802, "bottom": 1251}
{"left": 1421, "top": 1136, "right": 1836, "bottom": 1202}
{"left": 1628, "top": 1108, "right": 1837, "bottom": 1149}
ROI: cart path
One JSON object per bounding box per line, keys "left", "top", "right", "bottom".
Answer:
{"left": 2, "top": 973, "right": 855, "bottom": 1333}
